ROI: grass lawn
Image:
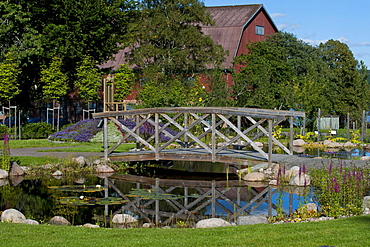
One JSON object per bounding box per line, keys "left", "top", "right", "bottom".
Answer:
{"left": 0, "top": 215, "right": 369, "bottom": 246}
{"left": 7, "top": 139, "right": 135, "bottom": 166}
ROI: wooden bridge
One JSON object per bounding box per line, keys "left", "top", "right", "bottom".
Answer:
{"left": 92, "top": 107, "right": 305, "bottom": 165}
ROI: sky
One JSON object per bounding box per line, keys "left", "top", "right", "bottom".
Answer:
{"left": 203, "top": 0, "right": 370, "bottom": 68}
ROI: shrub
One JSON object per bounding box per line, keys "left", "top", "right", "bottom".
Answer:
{"left": 21, "top": 122, "right": 54, "bottom": 139}
{"left": 49, "top": 119, "right": 102, "bottom": 142}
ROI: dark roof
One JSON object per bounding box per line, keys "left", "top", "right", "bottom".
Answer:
{"left": 100, "top": 4, "right": 276, "bottom": 70}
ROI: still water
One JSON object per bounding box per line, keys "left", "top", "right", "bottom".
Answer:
{"left": 0, "top": 161, "right": 311, "bottom": 227}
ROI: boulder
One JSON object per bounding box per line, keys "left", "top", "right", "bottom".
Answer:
{"left": 293, "top": 139, "right": 306, "bottom": 147}
{"left": 284, "top": 166, "right": 300, "bottom": 179}
{"left": 83, "top": 223, "right": 100, "bottom": 228}
{"left": 49, "top": 216, "right": 71, "bottom": 226}
{"left": 236, "top": 215, "right": 268, "bottom": 225}
{"left": 72, "top": 156, "right": 89, "bottom": 166}
{"left": 9, "top": 162, "right": 24, "bottom": 176}
{"left": 343, "top": 141, "right": 356, "bottom": 147}
{"left": 305, "top": 203, "right": 318, "bottom": 212}
{"left": 142, "top": 223, "right": 155, "bottom": 228}
{"left": 326, "top": 142, "right": 342, "bottom": 148}
{"left": 0, "top": 169, "right": 8, "bottom": 179}
{"left": 363, "top": 196, "right": 370, "bottom": 209}
{"left": 21, "top": 219, "right": 39, "bottom": 225}
{"left": 1, "top": 209, "right": 26, "bottom": 223}
{"left": 96, "top": 165, "right": 114, "bottom": 173}
{"left": 195, "top": 218, "right": 231, "bottom": 228}
{"left": 52, "top": 170, "right": 63, "bottom": 176}
{"left": 243, "top": 172, "right": 265, "bottom": 182}
{"left": 289, "top": 173, "right": 311, "bottom": 186}
{"left": 0, "top": 179, "right": 9, "bottom": 186}
{"left": 360, "top": 156, "right": 370, "bottom": 161}
{"left": 251, "top": 163, "right": 268, "bottom": 172}
{"left": 112, "top": 214, "right": 138, "bottom": 225}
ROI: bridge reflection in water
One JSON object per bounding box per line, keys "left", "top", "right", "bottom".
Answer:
{"left": 104, "top": 175, "right": 299, "bottom": 225}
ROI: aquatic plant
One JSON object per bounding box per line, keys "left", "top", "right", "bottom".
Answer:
{"left": 310, "top": 162, "right": 370, "bottom": 217}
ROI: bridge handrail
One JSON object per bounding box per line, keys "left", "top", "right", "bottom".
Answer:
{"left": 93, "top": 107, "right": 305, "bottom": 119}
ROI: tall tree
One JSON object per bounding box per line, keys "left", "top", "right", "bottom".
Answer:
{"left": 126, "top": 0, "right": 226, "bottom": 107}
{"left": 40, "top": 57, "right": 68, "bottom": 104}
{"left": 2, "top": 0, "right": 135, "bottom": 108}
{"left": 113, "top": 64, "right": 135, "bottom": 102}
{"left": 233, "top": 32, "right": 336, "bottom": 128}
{"left": 318, "top": 40, "right": 370, "bottom": 122}
{"left": 75, "top": 56, "right": 102, "bottom": 103}
{"left": 0, "top": 53, "right": 21, "bottom": 105}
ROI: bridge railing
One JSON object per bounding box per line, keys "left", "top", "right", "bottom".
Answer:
{"left": 93, "top": 107, "right": 305, "bottom": 164}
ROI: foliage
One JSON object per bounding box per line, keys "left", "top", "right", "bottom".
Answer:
{"left": 21, "top": 122, "right": 54, "bottom": 139}
{"left": 0, "top": 133, "right": 10, "bottom": 171}
{"left": 113, "top": 64, "right": 135, "bottom": 102}
{"left": 310, "top": 163, "right": 370, "bottom": 217}
{"left": 2, "top": 0, "right": 135, "bottom": 108}
{"left": 40, "top": 56, "right": 68, "bottom": 102}
{"left": 350, "top": 129, "right": 361, "bottom": 144}
{"left": 295, "top": 131, "right": 317, "bottom": 142}
{"left": 0, "top": 53, "right": 21, "bottom": 103}
{"left": 138, "top": 76, "right": 207, "bottom": 108}
{"left": 318, "top": 40, "right": 370, "bottom": 123}
{"left": 127, "top": 0, "right": 226, "bottom": 107}
{"left": 203, "top": 68, "right": 233, "bottom": 107}
{"left": 0, "top": 125, "right": 8, "bottom": 135}
{"left": 233, "top": 32, "right": 369, "bottom": 129}
{"left": 75, "top": 56, "right": 102, "bottom": 102}
{"left": 49, "top": 119, "right": 102, "bottom": 142}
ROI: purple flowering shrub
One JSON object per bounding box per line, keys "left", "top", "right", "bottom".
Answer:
{"left": 117, "top": 119, "right": 178, "bottom": 142}
{"left": 49, "top": 118, "right": 179, "bottom": 143}
{"left": 49, "top": 119, "right": 102, "bottom": 142}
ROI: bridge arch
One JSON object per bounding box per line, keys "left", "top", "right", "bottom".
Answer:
{"left": 93, "top": 107, "right": 305, "bottom": 165}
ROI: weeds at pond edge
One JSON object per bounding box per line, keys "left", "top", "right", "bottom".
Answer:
{"left": 270, "top": 161, "right": 370, "bottom": 223}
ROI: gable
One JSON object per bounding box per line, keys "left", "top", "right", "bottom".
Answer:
{"left": 202, "top": 4, "right": 278, "bottom": 69}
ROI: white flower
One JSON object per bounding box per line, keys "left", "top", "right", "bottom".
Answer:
{"left": 96, "top": 185, "right": 101, "bottom": 188}
{"left": 79, "top": 196, "right": 84, "bottom": 199}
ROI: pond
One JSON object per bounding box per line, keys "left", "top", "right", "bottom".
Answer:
{"left": 0, "top": 161, "right": 312, "bottom": 227}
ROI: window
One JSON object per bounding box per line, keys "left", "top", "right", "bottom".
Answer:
{"left": 256, "top": 25, "right": 264, "bottom": 36}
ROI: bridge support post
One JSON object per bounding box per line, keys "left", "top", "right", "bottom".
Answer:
{"left": 103, "top": 117, "right": 109, "bottom": 160}
{"left": 268, "top": 119, "right": 272, "bottom": 167}
{"left": 290, "top": 116, "right": 294, "bottom": 155}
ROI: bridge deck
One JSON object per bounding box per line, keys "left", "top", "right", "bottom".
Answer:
{"left": 108, "top": 148, "right": 369, "bottom": 169}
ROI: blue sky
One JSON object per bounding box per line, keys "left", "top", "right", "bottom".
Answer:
{"left": 204, "top": 0, "right": 370, "bottom": 68}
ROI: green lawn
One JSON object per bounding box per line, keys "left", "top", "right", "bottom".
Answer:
{"left": 0, "top": 215, "right": 369, "bottom": 246}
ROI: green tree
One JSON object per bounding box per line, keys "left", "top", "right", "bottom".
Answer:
{"left": 127, "top": 0, "right": 226, "bottom": 107}
{"left": 203, "top": 69, "right": 233, "bottom": 107}
{"left": 0, "top": 53, "right": 21, "bottom": 104}
{"left": 2, "top": 0, "right": 135, "bottom": 108}
{"left": 318, "top": 40, "right": 370, "bottom": 122}
{"left": 113, "top": 64, "right": 135, "bottom": 102}
{"left": 40, "top": 56, "right": 68, "bottom": 103}
{"left": 233, "top": 32, "right": 336, "bottom": 128}
{"left": 75, "top": 56, "right": 102, "bottom": 103}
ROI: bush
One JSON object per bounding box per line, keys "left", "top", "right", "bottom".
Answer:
{"left": 21, "top": 122, "right": 54, "bottom": 139}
